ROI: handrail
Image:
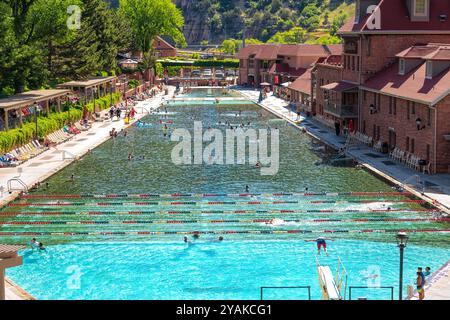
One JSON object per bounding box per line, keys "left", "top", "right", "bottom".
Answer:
{"left": 260, "top": 286, "right": 311, "bottom": 300}
{"left": 7, "top": 178, "right": 28, "bottom": 193}
{"left": 335, "top": 256, "right": 348, "bottom": 300}
{"left": 348, "top": 286, "right": 394, "bottom": 300}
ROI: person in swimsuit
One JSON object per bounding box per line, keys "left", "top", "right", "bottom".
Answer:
{"left": 305, "top": 237, "right": 334, "bottom": 256}
{"left": 416, "top": 271, "right": 425, "bottom": 300}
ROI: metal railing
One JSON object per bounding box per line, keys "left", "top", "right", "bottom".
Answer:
{"left": 260, "top": 286, "right": 311, "bottom": 300}
{"left": 7, "top": 178, "right": 28, "bottom": 193}
{"left": 348, "top": 286, "right": 394, "bottom": 300}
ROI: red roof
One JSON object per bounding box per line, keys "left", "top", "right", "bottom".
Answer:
{"left": 288, "top": 68, "right": 312, "bottom": 94}
{"left": 321, "top": 81, "right": 358, "bottom": 92}
{"left": 339, "top": 0, "right": 450, "bottom": 34}
{"left": 362, "top": 61, "right": 450, "bottom": 105}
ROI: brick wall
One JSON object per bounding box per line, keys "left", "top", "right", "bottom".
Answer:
{"left": 360, "top": 89, "right": 450, "bottom": 173}
{"left": 315, "top": 64, "right": 343, "bottom": 118}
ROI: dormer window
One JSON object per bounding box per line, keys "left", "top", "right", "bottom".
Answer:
{"left": 399, "top": 59, "right": 406, "bottom": 75}
{"left": 414, "top": 0, "right": 426, "bottom": 16}
{"left": 425, "top": 61, "right": 433, "bottom": 79}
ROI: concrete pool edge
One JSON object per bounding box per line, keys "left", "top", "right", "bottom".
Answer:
{"left": 5, "top": 277, "right": 35, "bottom": 300}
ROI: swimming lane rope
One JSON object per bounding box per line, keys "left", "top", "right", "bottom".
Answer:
{"left": 9, "top": 199, "right": 426, "bottom": 207}
{"left": 0, "top": 209, "right": 436, "bottom": 216}
{"left": 0, "top": 217, "right": 447, "bottom": 226}
{"left": 20, "top": 191, "right": 411, "bottom": 199}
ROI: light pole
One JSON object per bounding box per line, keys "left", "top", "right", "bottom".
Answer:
{"left": 93, "top": 87, "right": 97, "bottom": 114}
{"left": 110, "top": 80, "right": 113, "bottom": 107}
{"left": 396, "top": 232, "right": 409, "bottom": 300}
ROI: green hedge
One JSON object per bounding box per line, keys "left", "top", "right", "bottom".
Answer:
{"left": 84, "top": 92, "right": 121, "bottom": 113}
{"left": 0, "top": 92, "right": 122, "bottom": 153}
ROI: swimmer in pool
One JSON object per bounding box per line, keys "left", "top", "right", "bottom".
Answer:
{"left": 30, "top": 238, "right": 39, "bottom": 249}
{"left": 305, "top": 237, "right": 334, "bottom": 256}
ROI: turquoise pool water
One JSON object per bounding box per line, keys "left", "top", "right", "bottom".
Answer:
{"left": 7, "top": 240, "right": 449, "bottom": 300}
{"left": 2, "top": 89, "right": 450, "bottom": 300}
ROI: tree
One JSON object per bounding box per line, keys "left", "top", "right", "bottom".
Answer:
{"left": 119, "top": 0, "right": 186, "bottom": 52}
{"left": 267, "top": 27, "right": 307, "bottom": 44}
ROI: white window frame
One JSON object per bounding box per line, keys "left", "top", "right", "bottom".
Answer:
{"left": 414, "top": 0, "right": 427, "bottom": 17}
{"left": 399, "top": 59, "right": 406, "bottom": 75}
{"left": 425, "top": 60, "right": 433, "bottom": 79}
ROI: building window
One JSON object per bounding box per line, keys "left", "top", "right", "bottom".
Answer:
{"left": 406, "top": 137, "right": 410, "bottom": 151}
{"left": 393, "top": 98, "right": 397, "bottom": 115}
{"left": 407, "top": 101, "right": 410, "bottom": 120}
{"left": 399, "top": 59, "right": 405, "bottom": 75}
{"left": 414, "top": 0, "right": 427, "bottom": 16}
{"left": 363, "top": 90, "right": 367, "bottom": 101}
{"left": 426, "top": 144, "right": 430, "bottom": 161}
{"left": 389, "top": 97, "right": 393, "bottom": 114}
{"left": 427, "top": 107, "right": 431, "bottom": 126}
{"left": 411, "top": 138, "right": 415, "bottom": 153}
{"left": 411, "top": 102, "right": 416, "bottom": 114}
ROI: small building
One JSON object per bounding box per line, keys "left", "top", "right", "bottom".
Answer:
{"left": 153, "top": 36, "right": 177, "bottom": 58}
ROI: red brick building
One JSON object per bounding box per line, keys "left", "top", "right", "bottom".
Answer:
{"left": 314, "top": 0, "right": 450, "bottom": 173}
{"left": 153, "top": 36, "right": 177, "bottom": 58}
{"left": 238, "top": 44, "right": 342, "bottom": 87}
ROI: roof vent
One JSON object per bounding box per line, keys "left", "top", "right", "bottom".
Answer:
{"left": 439, "top": 14, "right": 448, "bottom": 22}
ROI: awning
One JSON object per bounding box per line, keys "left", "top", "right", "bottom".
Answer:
{"left": 321, "top": 81, "right": 358, "bottom": 92}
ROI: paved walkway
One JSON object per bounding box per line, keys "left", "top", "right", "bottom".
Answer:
{"left": 238, "top": 88, "right": 450, "bottom": 215}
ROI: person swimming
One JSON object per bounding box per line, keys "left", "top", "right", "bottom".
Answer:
{"left": 305, "top": 237, "right": 334, "bottom": 256}
{"left": 245, "top": 185, "right": 250, "bottom": 193}
{"left": 30, "top": 238, "right": 39, "bottom": 249}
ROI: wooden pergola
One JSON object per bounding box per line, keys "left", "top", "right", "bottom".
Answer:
{"left": 57, "top": 76, "right": 118, "bottom": 105}
{"left": 0, "top": 244, "right": 25, "bottom": 300}
{"left": 0, "top": 89, "right": 71, "bottom": 131}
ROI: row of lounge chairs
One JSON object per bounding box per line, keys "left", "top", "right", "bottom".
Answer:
{"left": 0, "top": 140, "right": 48, "bottom": 167}
{"left": 1, "top": 121, "right": 91, "bottom": 168}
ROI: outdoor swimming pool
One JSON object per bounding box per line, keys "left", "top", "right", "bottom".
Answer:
{"left": 2, "top": 89, "right": 449, "bottom": 300}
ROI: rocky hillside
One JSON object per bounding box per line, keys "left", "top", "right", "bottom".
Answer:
{"left": 173, "top": 0, "right": 354, "bottom": 45}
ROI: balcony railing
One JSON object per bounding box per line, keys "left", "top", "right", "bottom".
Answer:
{"left": 324, "top": 101, "right": 357, "bottom": 118}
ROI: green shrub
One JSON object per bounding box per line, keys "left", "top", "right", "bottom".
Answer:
{"left": 0, "top": 92, "right": 121, "bottom": 153}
